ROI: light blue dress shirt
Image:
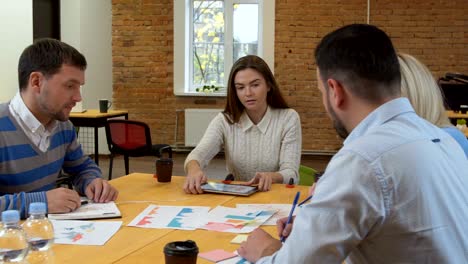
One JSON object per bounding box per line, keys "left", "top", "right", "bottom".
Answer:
{"left": 258, "top": 98, "right": 468, "bottom": 263}
{"left": 442, "top": 126, "right": 468, "bottom": 158}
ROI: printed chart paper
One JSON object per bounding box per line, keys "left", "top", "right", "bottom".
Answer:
{"left": 128, "top": 205, "right": 210, "bottom": 230}
{"left": 236, "top": 204, "right": 303, "bottom": 225}
{"left": 199, "top": 206, "right": 275, "bottom": 233}
{"left": 52, "top": 220, "right": 122, "bottom": 246}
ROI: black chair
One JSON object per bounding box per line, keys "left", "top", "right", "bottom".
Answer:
{"left": 105, "top": 119, "right": 172, "bottom": 180}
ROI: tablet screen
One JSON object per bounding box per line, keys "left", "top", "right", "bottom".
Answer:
{"left": 201, "top": 182, "right": 257, "bottom": 196}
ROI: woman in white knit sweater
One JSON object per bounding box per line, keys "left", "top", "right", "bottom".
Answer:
{"left": 183, "top": 55, "right": 302, "bottom": 194}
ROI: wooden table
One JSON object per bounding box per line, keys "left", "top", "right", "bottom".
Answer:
{"left": 69, "top": 109, "right": 128, "bottom": 165}
{"left": 53, "top": 174, "right": 310, "bottom": 263}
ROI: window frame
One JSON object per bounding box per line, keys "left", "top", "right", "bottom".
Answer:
{"left": 173, "top": 0, "right": 275, "bottom": 96}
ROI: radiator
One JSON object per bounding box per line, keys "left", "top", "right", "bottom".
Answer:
{"left": 184, "top": 108, "right": 222, "bottom": 147}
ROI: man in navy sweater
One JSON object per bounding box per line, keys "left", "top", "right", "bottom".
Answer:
{"left": 0, "top": 38, "right": 118, "bottom": 218}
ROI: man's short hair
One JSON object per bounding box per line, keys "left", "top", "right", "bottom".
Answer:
{"left": 315, "top": 24, "right": 401, "bottom": 102}
{"left": 18, "top": 38, "right": 87, "bottom": 90}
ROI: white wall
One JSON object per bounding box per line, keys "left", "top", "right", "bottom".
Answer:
{"left": 61, "top": 0, "right": 113, "bottom": 154}
{"left": 62, "top": 0, "right": 114, "bottom": 109}
{"left": 0, "top": 1, "right": 33, "bottom": 102}
{"left": 60, "top": 1, "right": 81, "bottom": 49}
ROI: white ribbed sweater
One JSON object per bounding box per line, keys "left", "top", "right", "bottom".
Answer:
{"left": 184, "top": 107, "right": 302, "bottom": 183}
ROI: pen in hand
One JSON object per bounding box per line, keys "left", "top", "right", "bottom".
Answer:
{"left": 80, "top": 197, "right": 91, "bottom": 205}
{"left": 298, "top": 195, "right": 312, "bottom": 207}
{"left": 280, "top": 191, "right": 300, "bottom": 243}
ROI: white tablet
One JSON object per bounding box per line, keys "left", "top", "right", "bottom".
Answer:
{"left": 201, "top": 182, "right": 258, "bottom": 196}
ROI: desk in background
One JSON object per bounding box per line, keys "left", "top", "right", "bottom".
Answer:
{"left": 69, "top": 109, "right": 128, "bottom": 165}
{"left": 54, "top": 174, "right": 310, "bottom": 264}
{"left": 446, "top": 110, "right": 468, "bottom": 120}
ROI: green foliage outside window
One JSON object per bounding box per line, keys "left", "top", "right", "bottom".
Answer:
{"left": 191, "top": 1, "right": 259, "bottom": 93}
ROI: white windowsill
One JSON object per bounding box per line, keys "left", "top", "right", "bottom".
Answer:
{"left": 173, "top": 90, "right": 227, "bottom": 97}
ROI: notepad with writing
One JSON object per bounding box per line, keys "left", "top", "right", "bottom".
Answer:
{"left": 48, "top": 202, "right": 121, "bottom": 220}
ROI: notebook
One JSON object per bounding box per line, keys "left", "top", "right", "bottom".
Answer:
{"left": 48, "top": 201, "right": 121, "bottom": 220}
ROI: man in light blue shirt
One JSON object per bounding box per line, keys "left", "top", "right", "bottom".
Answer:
{"left": 238, "top": 24, "right": 468, "bottom": 263}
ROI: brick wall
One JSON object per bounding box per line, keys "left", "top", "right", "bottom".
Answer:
{"left": 275, "top": 0, "right": 368, "bottom": 151}
{"left": 372, "top": 0, "right": 467, "bottom": 78}
{"left": 112, "top": 0, "right": 468, "bottom": 152}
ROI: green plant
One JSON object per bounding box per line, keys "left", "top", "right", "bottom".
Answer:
{"left": 195, "top": 85, "right": 221, "bottom": 93}
{"left": 457, "top": 119, "right": 466, "bottom": 126}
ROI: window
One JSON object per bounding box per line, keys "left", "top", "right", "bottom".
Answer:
{"left": 174, "top": 0, "right": 275, "bottom": 96}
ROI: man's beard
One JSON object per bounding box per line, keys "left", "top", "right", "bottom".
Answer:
{"left": 38, "top": 91, "right": 69, "bottom": 122}
{"left": 326, "top": 96, "right": 349, "bottom": 139}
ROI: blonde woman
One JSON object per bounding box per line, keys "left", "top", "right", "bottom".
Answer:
{"left": 398, "top": 53, "right": 468, "bottom": 157}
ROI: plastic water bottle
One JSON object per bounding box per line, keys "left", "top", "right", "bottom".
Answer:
{"left": 0, "top": 210, "right": 29, "bottom": 262}
{"left": 22, "top": 203, "right": 55, "bottom": 264}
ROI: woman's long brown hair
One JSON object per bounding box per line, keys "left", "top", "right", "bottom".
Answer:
{"left": 223, "top": 55, "right": 289, "bottom": 124}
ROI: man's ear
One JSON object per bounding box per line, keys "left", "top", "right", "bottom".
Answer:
{"left": 29, "top": 72, "right": 43, "bottom": 93}
{"left": 326, "top": 78, "right": 346, "bottom": 109}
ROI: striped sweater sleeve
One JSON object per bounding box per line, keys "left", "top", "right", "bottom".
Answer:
{"left": 0, "top": 192, "right": 47, "bottom": 218}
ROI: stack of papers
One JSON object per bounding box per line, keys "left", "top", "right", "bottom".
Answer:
{"left": 127, "top": 205, "right": 210, "bottom": 230}
{"left": 199, "top": 206, "right": 276, "bottom": 233}
{"left": 127, "top": 205, "right": 276, "bottom": 233}
{"left": 236, "top": 204, "right": 302, "bottom": 225}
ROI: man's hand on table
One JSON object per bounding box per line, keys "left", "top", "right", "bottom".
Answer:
{"left": 237, "top": 228, "right": 282, "bottom": 262}
{"left": 46, "top": 188, "right": 81, "bottom": 213}
{"left": 85, "top": 178, "right": 119, "bottom": 203}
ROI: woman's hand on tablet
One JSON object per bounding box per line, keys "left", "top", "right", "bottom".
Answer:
{"left": 184, "top": 161, "right": 207, "bottom": 194}
{"left": 243, "top": 172, "right": 282, "bottom": 192}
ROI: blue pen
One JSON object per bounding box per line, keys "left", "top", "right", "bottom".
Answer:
{"left": 298, "top": 195, "right": 312, "bottom": 207}
{"left": 280, "top": 191, "right": 300, "bottom": 243}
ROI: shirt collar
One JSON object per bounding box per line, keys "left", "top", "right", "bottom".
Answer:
{"left": 10, "top": 92, "right": 57, "bottom": 133}
{"left": 344, "top": 97, "right": 415, "bottom": 145}
{"left": 239, "top": 106, "right": 272, "bottom": 134}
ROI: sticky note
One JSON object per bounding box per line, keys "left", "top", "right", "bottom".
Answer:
{"left": 199, "top": 249, "right": 237, "bottom": 262}
{"left": 217, "top": 256, "right": 250, "bottom": 264}
{"left": 230, "top": 234, "right": 248, "bottom": 244}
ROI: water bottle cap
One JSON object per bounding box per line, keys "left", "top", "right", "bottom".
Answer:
{"left": 1, "top": 210, "right": 20, "bottom": 223}
{"left": 29, "top": 202, "right": 47, "bottom": 214}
